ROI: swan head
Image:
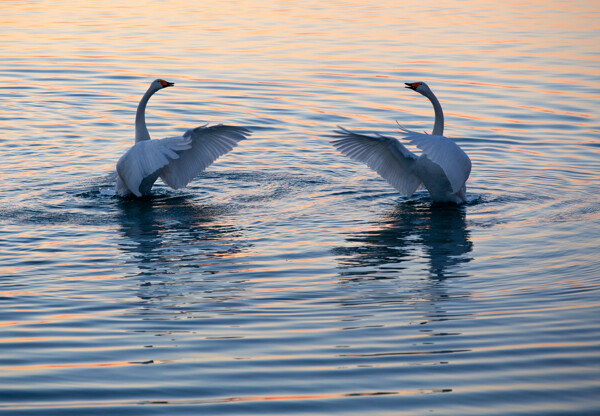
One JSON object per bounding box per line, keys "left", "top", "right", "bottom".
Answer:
{"left": 405, "top": 81, "right": 433, "bottom": 97}
{"left": 150, "top": 78, "right": 175, "bottom": 91}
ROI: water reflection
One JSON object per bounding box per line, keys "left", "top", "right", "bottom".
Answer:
{"left": 114, "top": 195, "right": 252, "bottom": 319}
{"left": 334, "top": 201, "right": 473, "bottom": 280}
{"left": 116, "top": 195, "right": 248, "bottom": 275}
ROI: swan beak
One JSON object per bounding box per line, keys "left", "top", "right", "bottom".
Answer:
{"left": 159, "top": 80, "right": 175, "bottom": 88}
{"left": 405, "top": 82, "right": 420, "bottom": 90}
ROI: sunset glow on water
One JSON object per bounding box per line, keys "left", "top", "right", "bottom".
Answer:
{"left": 1, "top": 1, "right": 599, "bottom": 414}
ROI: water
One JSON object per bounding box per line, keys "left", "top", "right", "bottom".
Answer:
{"left": 1, "top": 0, "right": 599, "bottom": 414}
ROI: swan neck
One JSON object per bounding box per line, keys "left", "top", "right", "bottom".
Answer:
{"left": 427, "top": 90, "right": 444, "bottom": 136}
{"left": 134, "top": 87, "right": 156, "bottom": 142}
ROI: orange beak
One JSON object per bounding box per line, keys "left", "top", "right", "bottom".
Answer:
{"left": 159, "top": 80, "right": 174, "bottom": 88}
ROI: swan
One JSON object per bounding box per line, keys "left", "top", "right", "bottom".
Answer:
{"left": 115, "top": 79, "right": 250, "bottom": 197}
{"left": 332, "top": 81, "right": 471, "bottom": 204}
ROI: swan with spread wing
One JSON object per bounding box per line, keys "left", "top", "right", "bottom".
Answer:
{"left": 332, "top": 82, "right": 471, "bottom": 204}
{"left": 115, "top": 79, "right": 250, "bottom": 197}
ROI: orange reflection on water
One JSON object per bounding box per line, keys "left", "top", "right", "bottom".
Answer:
{"left": 4, "top": 360, "right": 156, "bottom": 372}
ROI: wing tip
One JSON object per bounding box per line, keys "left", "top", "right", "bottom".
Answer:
{"left": 186, "top": 124, "right": 253, "bottom": 140}
{"left": 331, "top": 125, "right": 350, "bottom": 137}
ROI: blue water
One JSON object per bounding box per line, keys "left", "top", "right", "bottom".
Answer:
{"left": 1, "top": 1, "right": 600, "bottom": 414}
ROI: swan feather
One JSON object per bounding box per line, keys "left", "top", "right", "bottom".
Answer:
{"left": 159, "top": 124, "right": 250, "bottom": 189}
{"left": 400, "top": 127, "right": 471, "bottom": 194}
{"left": 116, "top": 135, "right": 192, "bottom": 197}
{"left": 332, "top": 127, "right": 422, "bottom": 196}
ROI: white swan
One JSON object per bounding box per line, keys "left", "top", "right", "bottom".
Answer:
{"left": 115, "top": 79, "right": 250, "bottom": 197}
{"left": 332, "top": 82, "right": 471, "bottom": 204}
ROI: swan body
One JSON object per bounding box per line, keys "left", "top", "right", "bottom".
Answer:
{"left": 332, "top": 81, "right": 471, "bottom": 204}
{"left": 115, "top": 79, "right": 250, "bottom": 197}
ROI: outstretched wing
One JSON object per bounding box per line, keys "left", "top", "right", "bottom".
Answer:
{"left": 400, "top": 127, "right": 471, "bottom": 193}
{"left": 116, "top": 136, "right": 192, "bottom": 197}
{"left": 331, "top": 127, "right": 421, "bottom": 196}
{"left": 160, "top": 124, "right": 250, "bottom": 189}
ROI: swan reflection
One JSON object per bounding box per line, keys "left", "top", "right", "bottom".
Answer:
{"left": 114, "top": 195, "right": 250, "bottom": 334}
{"left": 116, "top": 195, "right": 248, "bottom": 277}
{"left": 334, "top": 202, "right": 473, "bottom": 280}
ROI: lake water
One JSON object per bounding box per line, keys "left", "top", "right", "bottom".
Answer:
{"left": 1, "top": 0, "right": 599, "bottom": 414}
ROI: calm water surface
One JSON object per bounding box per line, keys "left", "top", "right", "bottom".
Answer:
{"left": 1, "top": 1, "right": 600, "bottom": 414}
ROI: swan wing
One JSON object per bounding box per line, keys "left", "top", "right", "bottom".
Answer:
{"left": 116, "top": 136, "right": 192, "bottom": 197}
{"left": 160, "top": 124, "right": 250, "bottom": 189}
{"left": 332, "top": 127, "right": 421, "bottom": 196}
{"left": 401, "top": 129, "right": 471, "bottom": 193}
